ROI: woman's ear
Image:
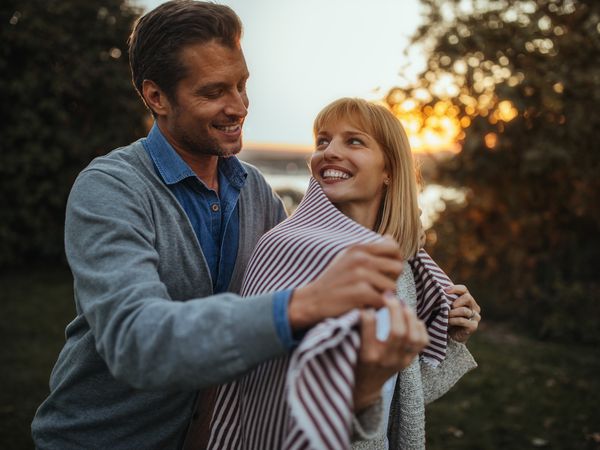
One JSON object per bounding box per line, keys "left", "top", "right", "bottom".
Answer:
{"left": 383, "top": 170, "right": 391, "bottom": 186}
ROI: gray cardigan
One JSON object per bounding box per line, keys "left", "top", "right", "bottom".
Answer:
{"left": 353, "top": 266, "right": 478, "bottom": 450}
{"left": 32, "top": 140, "right": 288, "bottom": 449}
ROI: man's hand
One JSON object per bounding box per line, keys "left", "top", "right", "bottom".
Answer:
{"left": 288, "top": 236, "right": 403, "bottom": 330}
{"left": 447, "top": 284, "right": 481, "bottom": 343}
{"left": 353, "top": 294, "right": 429, "bottom": 411}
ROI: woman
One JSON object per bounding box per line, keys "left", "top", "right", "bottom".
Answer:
{"left": 207, "top": 98, "right": 480, "bottom": 449}
{"left": 311, "top": 98, "right": 480, "bottom": 449}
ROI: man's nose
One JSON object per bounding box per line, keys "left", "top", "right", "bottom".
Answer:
{"left": 224, "top": 90, "right": 248, "bottom": 118}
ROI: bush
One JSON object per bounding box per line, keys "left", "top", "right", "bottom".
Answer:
{"left": 0, "top": 0, "right": 149, "bottom": 267}
{"left": 388, "top": 0, "right": 600, "bottom": 343}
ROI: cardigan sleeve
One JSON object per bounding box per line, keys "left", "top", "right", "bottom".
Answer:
{"left": 420, "top": 338, "right": 478, "bottom": 404}
{"left": 351, "top": 398, "right": 384, "bottom": 443}
{"left": 65, "top": 168, "right": 287, "bottom": 390}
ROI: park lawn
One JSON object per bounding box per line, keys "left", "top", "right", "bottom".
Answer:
{"left": 1, "top": 267, "right": 599, "bottom": 449}
{"left": 426, "top": 323, "right": 600, "bottom": 449}
{"left": 0, "top": 266, "right": 75, "bottom": 450}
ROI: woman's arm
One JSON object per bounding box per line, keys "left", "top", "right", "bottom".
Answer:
{"left": 421, "top": 284, "right": 481, "bottom": 403}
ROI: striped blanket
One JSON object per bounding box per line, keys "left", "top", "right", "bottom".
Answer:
{"left": 208, "top": 178, "right": 456, "bottom": 449}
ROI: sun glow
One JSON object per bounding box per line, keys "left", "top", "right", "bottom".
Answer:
{"left": 390, "top": 95, "right": 519, "bottom": 153}
{"left": 393, "top": 99, "right": 462, "bottom": 153}
{"left": 243, "top": 97, "right": 519, "bottom": 157}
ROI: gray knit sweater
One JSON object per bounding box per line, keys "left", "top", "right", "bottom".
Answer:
{"left": 31, "top": 140, "right": 288, "bottom": 449}
{"left": 352, "top": 266, "right": 478, "bottom": 450}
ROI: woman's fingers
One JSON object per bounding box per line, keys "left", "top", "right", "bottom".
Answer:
{"left": 445, "top": 284, "right": 468, "bottom": 295}
{"left": 449, "top": 305, "right": 475, "bottom": 319}
{"left": 447, "top": 284, "right": 482, "bottom": 314}
{"left": 449, "top": 316, "right": 479, "bottom": 328}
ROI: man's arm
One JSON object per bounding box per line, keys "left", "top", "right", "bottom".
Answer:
{"left": 66, "top": 169, "right": 286, "bottom": 390}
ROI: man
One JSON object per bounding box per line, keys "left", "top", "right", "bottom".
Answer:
{"left": 31, "top": 2, "right": 416, "bottom": 448}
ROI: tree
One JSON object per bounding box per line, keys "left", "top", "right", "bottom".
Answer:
{"left": 387, "top": 0, "right": 600, "bottom": 342}
{"left": 0, "top": 0, "right": 149, "bottom": 267}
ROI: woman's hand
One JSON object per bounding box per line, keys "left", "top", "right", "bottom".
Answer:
{"left": 353, "top": 294, "right": 429, "bottom": 411}
{"left": 446, "top": 284, "right": 481, "bottom": 343}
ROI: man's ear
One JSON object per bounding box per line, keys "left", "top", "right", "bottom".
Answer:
{"left": 142, "top": 79, "right": 171, "bottom": 117}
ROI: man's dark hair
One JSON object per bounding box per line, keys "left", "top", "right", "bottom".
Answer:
{"left": 128, "top": 0, "right": 242, "bottom": 111}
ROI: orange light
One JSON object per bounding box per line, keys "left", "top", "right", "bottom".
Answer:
{"left": 484, "top": 132, "right": 498, "bottom": 149}
{"left": 392, "top": 99, "right": 462, "bottom": 153}
{"left": 497, "top": 100, "right": 518, "bottom": 122}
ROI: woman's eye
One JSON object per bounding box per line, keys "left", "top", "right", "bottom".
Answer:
{"left": 349, "top": 137, "right": 364, "bottom": 145}
{"left": 316, "top": 138, "right": 329, "bottom": 148}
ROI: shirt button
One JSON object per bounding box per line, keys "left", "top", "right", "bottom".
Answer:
{"left": 211, "top": 203, "right": 220, "bottom": 212}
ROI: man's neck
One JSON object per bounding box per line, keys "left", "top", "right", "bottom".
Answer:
{"left": 156, "top": 122, "right": 220, "bottom": 191}
{"left": 178, "top": 152, "right": 220, "bottom": 192}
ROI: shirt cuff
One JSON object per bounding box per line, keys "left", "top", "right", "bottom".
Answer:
{"left": 272, "top": 289, "right": 295, "bottom": 350}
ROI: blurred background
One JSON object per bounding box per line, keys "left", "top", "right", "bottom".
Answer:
{"left": 1, "top": 0, "right": 599, "bottom": 448}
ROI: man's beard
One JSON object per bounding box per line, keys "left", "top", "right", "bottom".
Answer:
{"left": 180, "top": 130, "right": 241, "bottom": 158}
{"left": 171, "top": 109, "right": 243, "bottom": 158}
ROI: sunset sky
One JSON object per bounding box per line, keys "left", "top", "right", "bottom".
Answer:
{"left": 136, "top": 0, "right": 427, "bottom": 148}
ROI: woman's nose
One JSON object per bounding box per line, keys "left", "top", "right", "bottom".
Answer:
{"left": 323, "top": 139, "right": 342, "bottom": 160}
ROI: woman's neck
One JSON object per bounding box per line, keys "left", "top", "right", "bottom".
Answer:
{"left": 336, "top": 201, "right": 381, "bottom": 231}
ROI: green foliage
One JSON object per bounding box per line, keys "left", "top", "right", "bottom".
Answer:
{"left": 0, "top": 0, "right": 149, "bottom": 267}
{"left": 389, "top": 0, "right": 600, "bottom": 342}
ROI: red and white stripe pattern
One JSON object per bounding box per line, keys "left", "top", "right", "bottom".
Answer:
{"left": 207, "top": 178, "right": 455, "bottom": 449}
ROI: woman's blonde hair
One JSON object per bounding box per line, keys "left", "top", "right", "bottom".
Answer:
{"left": 313, "top": 98, "right": 421, "bottom": 258}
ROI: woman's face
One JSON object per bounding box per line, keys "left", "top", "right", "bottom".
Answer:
{"left": 311, "top": 119, "right": 389, "bottom": 228}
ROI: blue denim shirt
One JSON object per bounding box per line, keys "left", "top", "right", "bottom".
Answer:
{"left": 142, "top": 123, "right": 294, "bottom": 348}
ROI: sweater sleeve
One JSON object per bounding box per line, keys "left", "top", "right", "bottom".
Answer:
{"left": 420, "top": 339, "right": 478, "bottom": 404}
{"left": 351, "top": 399, "right": 384, "bottom": 443}
{"left": 65, "top": 168, "right": 287, "bottom": 390}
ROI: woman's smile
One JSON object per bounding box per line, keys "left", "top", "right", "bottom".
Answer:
{"left": 320, "top": 166, "right": 352, "bottom": 182}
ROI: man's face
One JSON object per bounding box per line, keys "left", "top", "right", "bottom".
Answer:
{"left": 162, "top": 40, "right": 250, "bottom": 158}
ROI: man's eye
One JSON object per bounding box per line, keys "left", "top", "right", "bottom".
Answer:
{"left": 204, "top": 89, "right": 224, "bottom": 99}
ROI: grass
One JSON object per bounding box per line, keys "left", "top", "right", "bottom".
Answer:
{"left": 0, "top": 266, "right": 74, "bottom": 450}
{"left": 1, "top": 267, "right": 599, "bottom": 449}
{"left": 426, "top": 324, "right": 600, "bottom": 449}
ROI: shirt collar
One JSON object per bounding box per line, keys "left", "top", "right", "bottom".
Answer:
{"left": 143, "top": 122, "right": 247, "bottom": 189}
